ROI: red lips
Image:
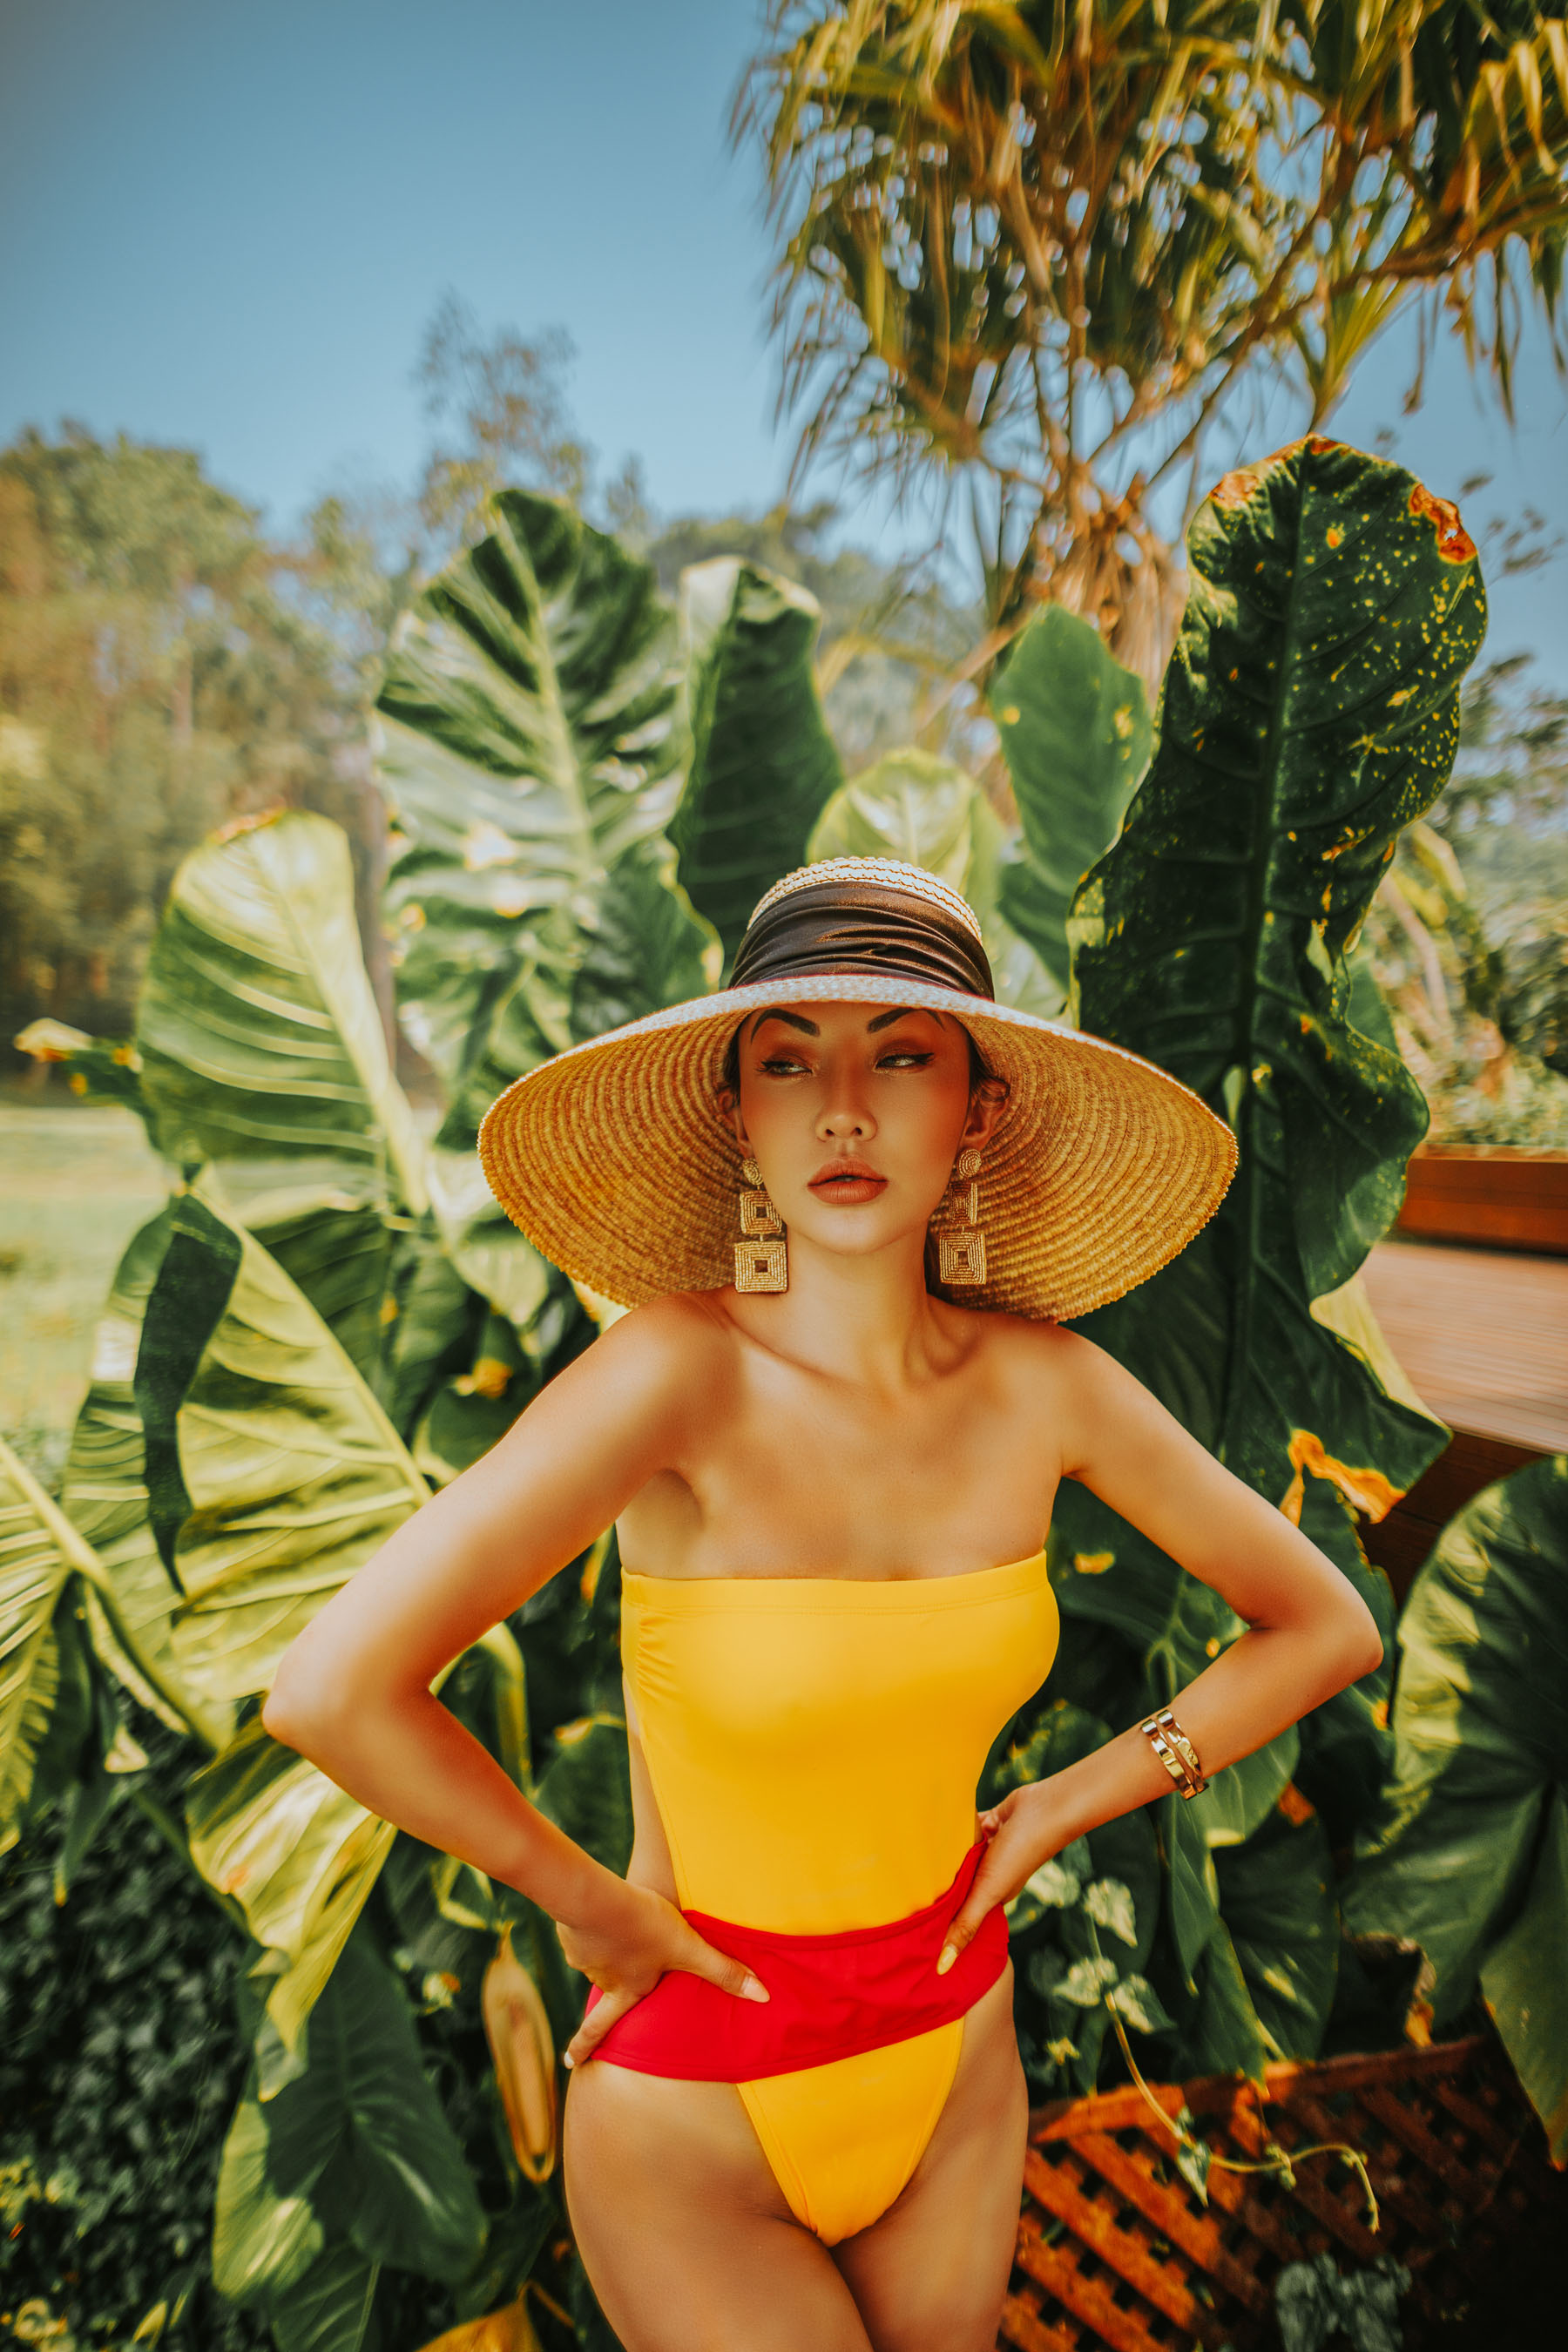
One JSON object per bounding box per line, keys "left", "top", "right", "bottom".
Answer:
{"left": 808, "top": 1155, "right": 888, "bottom": 1204}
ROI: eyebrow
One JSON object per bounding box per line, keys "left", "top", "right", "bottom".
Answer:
{"left": 747, "top": 1005, "right": 936, "bottom": 1041}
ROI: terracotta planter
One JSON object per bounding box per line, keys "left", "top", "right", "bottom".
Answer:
{"left": 999, "top": 2030, "right": 1566, "bottom": 2351}
{"left": 1396, "top": 1146, "right": 1568, "bottom": 1256}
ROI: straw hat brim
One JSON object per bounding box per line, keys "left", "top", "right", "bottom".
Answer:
{"left": 477, "top": 971, "right": 1237, "bottom": 1323}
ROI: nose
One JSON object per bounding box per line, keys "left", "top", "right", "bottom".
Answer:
{"left": 815, "top": 1057, "right": 878, "bottom": 1142}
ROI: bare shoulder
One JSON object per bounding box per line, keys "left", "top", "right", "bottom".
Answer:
{"left": 566, "top": 1286, "right": 739, "bottom": 1409}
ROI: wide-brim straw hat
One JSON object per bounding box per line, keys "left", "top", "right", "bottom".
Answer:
{"left": 478, "top": 857, "right": 1236, "bottom": 1322}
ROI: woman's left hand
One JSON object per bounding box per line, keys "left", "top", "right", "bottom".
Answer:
{"left": 937, "top": 1780, "right": 1078, "bottom": 1976}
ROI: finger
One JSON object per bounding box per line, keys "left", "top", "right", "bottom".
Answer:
{"left": 564, "top": 1984, "right": 639, "bottom": 2068}
{"left": 936, "top": 1863, "right": 1007, "bottom": 1977}
{"left": 677, "top": 1929, "right": 769, "bottom": 2004}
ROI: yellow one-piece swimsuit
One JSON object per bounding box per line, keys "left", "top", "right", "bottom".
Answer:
{"left": 617, "top": 1550, "right": 1059, "bottom": 2244}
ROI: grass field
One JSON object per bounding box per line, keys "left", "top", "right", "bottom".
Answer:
{"left": 0, "top": 1103, "right": 167, "bottom": 1485}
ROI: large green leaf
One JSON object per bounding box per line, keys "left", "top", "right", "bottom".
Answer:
{"left": 1017, "top": 443, "right": 1483, "bottom": 2085}
{"left": 213, "top": 1930, "right": 484, "bottom": 2310}
{"left": 1479, "top": 1788, "right": 1568, "bottom": 2166}
{"left": 375, "top": 489, "right": 716, "bottom": 1148}
{"left": 1345, "top": 1455, "right": 1568, "bottom": 2129}
{"left": 0, "top": 1431, "right": 190, "bottom": 1847}
{"left": 1, "top": 1434, "right": 76, "bottom": 1849}
{"left": 1058, "top": 436, "right": 1480, "bottom": 1698}
{"left": 1212, "top": 1789, "right": 1340, "bottom": 2064}
{"left": 133, "top": 1191, "right": 429, "bottom": 1702}
{"left": 806, "top": 747, "right": 1058, "bottom": 1016}
{"left": 58, "top": 1206, "right": 233, "bottom": 1749}
{"left": 137, "top": 810, "right": 427, "bottom": 1212}
{"left": 991, "top": 604, "right": 1152, "bottom": 1004}
{"left": 672, "top": 557, "right": 844, "bottom": 956}
{"left": 188, "top": 1715, "right": 399, "bottom": 2092}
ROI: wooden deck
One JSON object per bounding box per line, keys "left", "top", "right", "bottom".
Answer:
{"left": 1362, "top": 1236, "right": 1568, "bottom": 1455}
{"left": 1358, "top": 1235, "right": 1568, "bottom": 1593}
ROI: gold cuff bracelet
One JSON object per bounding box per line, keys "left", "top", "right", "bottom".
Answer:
{"left": 1139, "top": 1708, "right": 1208, "bottom": 1799}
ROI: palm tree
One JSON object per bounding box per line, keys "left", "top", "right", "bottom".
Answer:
{"left": 737, "top": 0, "right": 1568, "bottom": 683}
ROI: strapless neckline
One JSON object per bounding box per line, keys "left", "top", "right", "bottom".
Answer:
{"left": 619, "top": 1549, "right": 1051, "bottom": 1609}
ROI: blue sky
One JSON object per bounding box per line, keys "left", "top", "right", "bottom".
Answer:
{"left": 2, "top": 0, "right": 1563, "bottom": 668}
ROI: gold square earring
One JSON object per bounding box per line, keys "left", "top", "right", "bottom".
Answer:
{"left": 936, "top": 1146, "right": 986, "bottom": 1286}
{"left": 734, "top": 1157, "right": 787, "bottom": 1292}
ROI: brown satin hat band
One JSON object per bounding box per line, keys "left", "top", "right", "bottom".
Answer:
{"left": 728, "top": 878, "right": 996, "bottom": 1000}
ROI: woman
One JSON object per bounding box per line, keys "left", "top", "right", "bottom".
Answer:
{"left": 263, "top": 856, "right": 1382, "bottom": 2352}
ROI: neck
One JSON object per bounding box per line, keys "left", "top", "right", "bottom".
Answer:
{"left": 736, "top": 1227, "right": 952, "bottom": 1391}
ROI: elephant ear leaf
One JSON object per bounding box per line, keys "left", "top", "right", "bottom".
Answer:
{"left": 1061, "top": 441, "right": 1483, "bottom": 1762}
{"left": 0, "top": 1434, "right": 84, "bottom": 1850}
{"left": 59, "top": 1206, "right": 233, "bottom": 1750}
{"left": 137, "top": 810, "right": 427, "bottom": 1213}
{"left": 133, "top": 1189, "right": 429, "bottom": 1704}
{"left": 991, "top": 605, "right": 1151, "bottom": 1005}
{"left": 672, "top": 558, "right": 844, "bottom": 957}
{"left": 375, "top": 489, "right": 714, "bottom": 1148}
{"left": 188, "top": 1713, "right": 398, "bottom": 2096}
{"left": 213, "top": 1930, "right": 484, "bottom": 2314}
{"left": 1346, "top": 1453, "right": 1568, "bottom": 2157}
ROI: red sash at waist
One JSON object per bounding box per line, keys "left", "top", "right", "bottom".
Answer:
{"left": 582, "top": 1839, "right": 1007, "bottom": 2082}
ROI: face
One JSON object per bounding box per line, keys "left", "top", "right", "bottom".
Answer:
{"left": 720, "top": 1000, "right": 1006, "bottom": 1265}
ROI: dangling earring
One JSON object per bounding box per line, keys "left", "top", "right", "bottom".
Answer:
{"left": 936, "top": 1146, "right": 986, "bottom": 1285}
{"left": 734, "top": 1157, "right": 787, "bottom": 1293}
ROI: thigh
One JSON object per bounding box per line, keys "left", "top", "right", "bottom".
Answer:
{"left": 564, "top": 2057, "right": 875, "bottom": 2352}
{"left": 832, "top": 1964, "right": 1028, "bottom": 2352}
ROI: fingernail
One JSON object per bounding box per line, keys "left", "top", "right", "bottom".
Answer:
{"left": 741, "top": 1974, "right": 770, "bottom": 2003}
{"left": 563, "top": 2052, "right": 576, "bottom": 2069}
{"left": 936, "top": 1944, "right": 956, "bottom": 1977}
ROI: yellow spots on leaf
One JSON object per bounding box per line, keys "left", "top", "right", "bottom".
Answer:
{"left": 456, "top": 1356, "right": 513, "bottom": 1400}
{"left": 1326, "top": 527, "right": 1344, "bottom": 549}
{"left": 1279, "top": 1429, "right": 1403, "bottom": 1528}
{"left": 68, "top": 1071, "right": 88, "bottom": 1095}
{"left": 1113, "top": 706, "right": 1133, "bottom": 740}
{"left": 463, "top": 819, "right": 517, "bottom": 871}
{"left": 1073, "top": 1551, "right": 1114, "bottom": 1576}
{"left": 492, "top": 877, "right": 530, "bottom": 919}
{"left": 379, "top": 1294, "right": 399, "bottom": 1324}
{"left": 399, "top": 902, "right": 426, "bottom": 931}
{"left": 1000, "top": 704, "right": 1021, "bottom": 725}
{"left": 1277, "top": 1781, "right": 1317, "bottom": 1825}
{"left": 1371, "top": 1696, "right": 1390, "bottom": 1730}
{"left": 1206, "top": 1636, "right": 1222, "bottom": 1658}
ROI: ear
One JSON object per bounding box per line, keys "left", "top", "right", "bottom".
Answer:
{"left": 959, "top": 1075, "right": 1010, "bottom": 1154}
{"left": 715, "top": 1083, "right": 750, "bottom": 1156}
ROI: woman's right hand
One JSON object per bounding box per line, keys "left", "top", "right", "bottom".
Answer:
{"left": 559, "top": 1876, "right": 769, "bottom": 2066}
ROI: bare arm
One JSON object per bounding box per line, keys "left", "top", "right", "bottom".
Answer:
{"left": 261, "top": 1297, "right": 767, "bottom": 2051}
{"left": 943, "top": 1328, "right": 1382, "bottom": 1960}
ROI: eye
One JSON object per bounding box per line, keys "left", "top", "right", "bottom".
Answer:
{"left": 876, "top": 1049, "right": 935, "bottom": 1070}
{"left": 758, "top": 1053, "right": 809, "bottom": 1076}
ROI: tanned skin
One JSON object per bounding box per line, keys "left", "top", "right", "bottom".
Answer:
{"left": 263, "top": 1002, "right": 1382, "bottom": 2352}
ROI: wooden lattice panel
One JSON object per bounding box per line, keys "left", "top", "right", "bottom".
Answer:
{"left": 998, "top": 2032, "right": 1568, "bottom": 2352}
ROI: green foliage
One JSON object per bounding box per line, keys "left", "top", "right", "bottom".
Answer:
{"left": 672, "top": 558, "right": 844, "bottom": 956}
{"left": 0, "top": 427, "right": 372, "bottom": 1059}
{"left": 743, "top": 0, "right": 1568, "bottom": 655}
{"left": 1344, "top": 1455, "right": 1568, "bottom": 2159}
{"left": 990, "top": 605, "right": 1152, "bottom": 1007}
{"left": 1, "top": 433, "right": 1536, "bottom": 2349}
{"left": 1014, "top": 440, "right": 1485, "bottom": 2082}
{"left": 0, "top": 1722, "right": 273, "bottom": 2352}
{"left": 136, "top": 814, "right": 428, "bottom": 1211}
{"left": 375, "top": 489, "right": 715, "bottom": 1149}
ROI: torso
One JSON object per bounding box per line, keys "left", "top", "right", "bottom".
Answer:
{"left": 613, "top": 1286, "right": 1074, "bottom": 1907}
